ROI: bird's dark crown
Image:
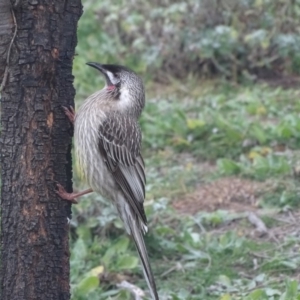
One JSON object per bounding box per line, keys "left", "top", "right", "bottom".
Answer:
{"left": 86, "top": 62, "right": 134, "bottom": 75}
{"left": 100, "top": 64, "right": 133, "bottom": 74}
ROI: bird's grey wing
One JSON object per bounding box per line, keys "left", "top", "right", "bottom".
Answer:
{"left": 98, "top": 114, "right": 147, "bottom": 224}
{"left": 99, "top": 114, "right": 159, "bottom": 300}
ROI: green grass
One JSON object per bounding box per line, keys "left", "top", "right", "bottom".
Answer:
{"left": 69, "top": 74, "right": 300, "bottom": 299}
{"left": 141, "top": 82, "right": 300, "bottom": 161}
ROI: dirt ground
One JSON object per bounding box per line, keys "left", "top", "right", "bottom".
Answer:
{"left": 172, "top": 177, "right": 300, "bottom": 242}
{"left": 173, "top": 177, "right": 269, "bottom": 214}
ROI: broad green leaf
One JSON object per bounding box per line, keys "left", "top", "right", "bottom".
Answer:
{"left": 265, "top": 288, "right": 281, "bottom": 296}
{"left": 248, "top": 289, "right": 266, "bottom": 299}
{"left": 250, "top": 124, "right": 267, "bottom": 144}
{"left": 117, "top": 255, "right": 139, "bottom": 270}
{"left": 76, "top": 276, "right": 99, "bottom": 296}
{"left": 276, "top": 123, "right": 293, "bottom": 139}
{"left": 102, "top": 247, "right": 116, "bottom": 266}
{"left": 186, "top": 118, "right": 206, "bottom": 130}
{"left": 112, "top": 237, "right": 130, "bottom": 253}
{"left": 72, "top": 238, "right": 87, "bottom": 260}
{"left": 77, "top": 226, "right": 92, "bottom": 243}
{"left": 220, "top": 294, "right": 231, "bottom": 300}
{"left": 87, "top": 266, "right": 104, "bottom": 277}
{"left": 218, "top": 275, "right": 231, "bottom": 287}
{"left": 286, "top": 280, "right": 298, "bottom": 296}
{"left": 254, "top": 273, "right": 265, "bottom": 282}
{"left": 217, "top": 158, "right": 240, "bottom": 175}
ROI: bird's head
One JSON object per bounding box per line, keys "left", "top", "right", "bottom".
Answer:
{"left": 86, "top": 62, "right": 145, "bottom": 117}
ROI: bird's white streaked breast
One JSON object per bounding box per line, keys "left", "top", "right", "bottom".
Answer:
{"left": 74, "top": 91, "right": 114, "bottom": 196}
{"left": 118, "top": 86, "right": 131, "bottom": 112}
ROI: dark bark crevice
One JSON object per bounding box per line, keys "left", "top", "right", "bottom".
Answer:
{"left": 1, "top": 1, "right": 82, "bottom": 299}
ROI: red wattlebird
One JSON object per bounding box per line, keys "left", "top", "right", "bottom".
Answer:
{"left": 57, "top": 63, "right": 159, "bottom": 300}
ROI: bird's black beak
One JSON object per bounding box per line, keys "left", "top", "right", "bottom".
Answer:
{"left": 86, "top": 62, "right": 107, "bottom": 74}
{"left": 86, "top": 62, "right": 113, "bottom": 86}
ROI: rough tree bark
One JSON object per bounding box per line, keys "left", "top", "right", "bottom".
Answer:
{"left": 0, "top": 1, "right": 82, "bottom": 299}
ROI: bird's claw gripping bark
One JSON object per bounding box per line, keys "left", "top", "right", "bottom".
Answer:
{"left": 62, "top": 105, "right": 75, "bottom": 124}
{"left": 55, "top": 183, "right": 78, "bottom": 204}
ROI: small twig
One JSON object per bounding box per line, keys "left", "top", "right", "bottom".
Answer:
{"left": 247, "top": 212, "right": 268, "bottom": 235}
{"left": 248, "top": 212, "right": 282, "bottom": 243}
{"left": 288, "top": 211, "right": 297, "bottom": 223}
{"left": 0, "top": 8, "right": 18, "bottom": 94}
{"left": 210, "top": 56, "right": 231, "bottom": 76}
{"left": 160, "top": 262, "right": 183, "bottom": 278}
{"left": 192, "top": 216, "right": 207, "bottom": 233}
{"left": 249, "top": 251, "right": 270, "bottom": 259}
{"left": 271, "top": 216, "right": 295, "bottom": 225}
{"left": 238, "top": 271, "right": 255, "bottom": 279}
{"left": 116, "top": 280, "right": 145, "bottom": 300}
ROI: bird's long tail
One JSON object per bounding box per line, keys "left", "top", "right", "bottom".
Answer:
{"left": 127, "top": 215, "right": 159, "bottom": 300}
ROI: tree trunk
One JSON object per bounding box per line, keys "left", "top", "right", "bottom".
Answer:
{"left": 0, "top": 1, "right": 82, "bottom": 299}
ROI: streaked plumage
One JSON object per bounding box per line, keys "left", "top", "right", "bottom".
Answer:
{"left": 74, "top": 63, "right": 159, "bottom": 300}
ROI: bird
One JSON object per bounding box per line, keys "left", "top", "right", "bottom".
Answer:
{"left": 56, "top": 62, "right": 159, "bottom": 300}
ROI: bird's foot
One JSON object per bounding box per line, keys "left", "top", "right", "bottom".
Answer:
{"left": 62, "top": 105, "right": 75, "bottom": 124}
{"left": 55, "top": 183, "right": 78, "bottom": 204}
